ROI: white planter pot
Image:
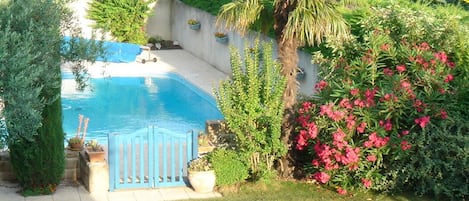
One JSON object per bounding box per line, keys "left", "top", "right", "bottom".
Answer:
{"left": 188, "top": 170, "right": 216, "bottom": 193}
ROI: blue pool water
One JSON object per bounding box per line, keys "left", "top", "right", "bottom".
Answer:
{"left": 61, "top": 73, "right": 223, "bottom": 143}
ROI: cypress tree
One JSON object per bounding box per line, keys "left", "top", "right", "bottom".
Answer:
{"left": 0, "top": 0, "right": 103, "bottom": 194}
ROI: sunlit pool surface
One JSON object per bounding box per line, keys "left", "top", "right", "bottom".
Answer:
{"left": 61, "top": 73, "right": 223, "bottom": 144}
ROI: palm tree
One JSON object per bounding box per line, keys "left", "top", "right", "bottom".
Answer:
{"left": 217, "top": 0, "right": 349, "bottom": 177}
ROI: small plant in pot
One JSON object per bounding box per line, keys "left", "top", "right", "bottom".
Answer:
{"left": 67, "top": 114, "right": 89, "bottom": 151}
{"left": 188, "top": 156, "right": 216, "bottom": 193}
{"left": 214, "top": 32, "right": 228, "bottom": 43}
{"left": 187, "top": 19, "right": 201, "bottom": 30}
{"left": 85, "top": 139, "right": 105, "bottom": 162}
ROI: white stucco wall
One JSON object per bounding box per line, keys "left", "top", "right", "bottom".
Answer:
{"left": 146, "top": 0, "right": 172, "bottom": 40}
{"left": 169, "top": 0, "right": 317, "bottom": 95}
{"left": 68, "top": 0, "right": 318, "bottom": 95}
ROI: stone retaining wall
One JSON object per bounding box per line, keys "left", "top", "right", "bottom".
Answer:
{"left": 0, "top": 150, "right": 83, "bottom": 184}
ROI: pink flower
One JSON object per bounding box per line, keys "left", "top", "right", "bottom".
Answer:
{"left": 313, "top": 172, "right": 330, "bottom": 184}
{"left": 365, "top": 132, "right": 389, "bottom": 148}
{"left": 302, "top": 101, "right": 314, "bottom": 111}
{"left": 380, "top": 43, "right": 390, "bottom": 51}
{"left": 341, "top": 147, "right": 360, "bottom": 165}
{"left": 444, "top": 74, "right": 454, "bottom": 83}
{"left": 337, "top": 187, "right": 347, "bottom": 195}
{"left": 396, "top": 65, "right": 406, "bottom": 73}
{"left": 379, "top": 119, "right": 393, "bottom": 131}
{"left": 400, "top": 141, "right": 412, "bottom": 151}
{"left": 339, "top": 98, "right": 353, "bottom": 109}
{"left": 315, "top": 80, "right": 328, "bottom": 91}
{"left": 361, "top": 178, "right": 372, "bottom": 188}
{"left": 366, "top": 155, "right": 377, "bottom": 162}
{"left": 319, "top": 103, "right": 333, "bottom": 116}
{"left": 383, "top": 68, "right": 394, "bottom": 76}
{"left": 447, "top": 61, "right": 455, "bottom": 68}
{"left": 364, "top": 88, "right": 377, "bottom": 107}
{"left": 333, "top": 129, "right": 346, "bottom": 142}
{"left": 297, "top": 115, "right": 310, "bottom": 127}
{"left": 400, "top": 80, "right": 411, "bottom": 89}
{"left": 353, "top": 99, "right": 366, "bottom": 108}
{"left": 345, "top": 115, "right": 356, "bottom": 130}
{"left": 363, "top": 141, "right": 373, "bottom": 148}
{"left": 350, "top": 88, "right": 360, "bottom": 96}
{"left": 311, "top": 159, "right": 320, "bottom": 167}
{"left": 401, "top": 130, "right": 410, "bottom": 136}
{"left": 440, "top": 110, "right": 448, "bottom": 119}
{"left": 415, "top": 116, "right": 431, "bottom": 128}
{"left": 295, "top": 130, "right": 308, "bottom": 150}
{"left": 418, "top": 42, "right": 430, "bottom": 51}
{"left": 434, "top": 51, "right": 448, "bottom": 63}
{"left": 357, "top": 122, "right": 367, "bottom": 133}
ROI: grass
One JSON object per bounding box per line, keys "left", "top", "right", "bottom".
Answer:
{"left": 194, "top": 180, "right": 433, "bottom": 201}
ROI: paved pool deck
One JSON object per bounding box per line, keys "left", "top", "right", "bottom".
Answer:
{"left": 1, "top": 49, "right": 227, "bottom": 201}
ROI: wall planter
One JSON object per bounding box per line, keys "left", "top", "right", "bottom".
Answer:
{"left": 187, "top": 19, "right": 201, "bottom": 30}
{"left": 214, "top": 32, "right": 228, "bottom": 44}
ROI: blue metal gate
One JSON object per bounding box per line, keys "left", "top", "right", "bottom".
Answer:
{"left": 108, "top": 127, "right": 198, "bottom": 191}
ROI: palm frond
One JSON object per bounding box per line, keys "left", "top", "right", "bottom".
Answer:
{"left": 283, "top": 0, "right": 349, "bottom": 46}
{"left": 216, "top": 0, "right": 264, "bottom": 35}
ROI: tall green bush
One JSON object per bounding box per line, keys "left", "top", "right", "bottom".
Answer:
{"left": 87, "top": 0, "right": 156, "bottom": 44}
{"left": 214, "top": 41, "right": 286, "bottom": 181}
{"left": 0, "top": 0, "right": 104, "bottom": 194}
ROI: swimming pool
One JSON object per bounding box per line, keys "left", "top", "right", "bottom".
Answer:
{"left": 61, "top": 73, "right": 223, "bottom": 144}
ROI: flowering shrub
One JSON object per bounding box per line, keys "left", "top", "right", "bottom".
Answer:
{"left": 295, "top": 14, "right": 462, "bottom": 196}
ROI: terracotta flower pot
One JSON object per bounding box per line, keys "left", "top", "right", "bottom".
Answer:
{"left": 69, "top": 142, "right": 83, "bottom": 151}
{"left": 85, "top": 148, "right": 105, "bottom": 162}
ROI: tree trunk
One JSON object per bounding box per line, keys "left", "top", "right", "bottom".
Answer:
{"left": 274, "top": 0, "right": 300, "bottom": 178}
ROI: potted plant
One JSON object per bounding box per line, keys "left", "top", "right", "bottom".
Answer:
{"left": 67, "top": 114, "right": 89, "bottom": 151}
{"left": 214, "top": 32, "right": 228, "bottom": 43}
{"left": 187, "top": 19, "right": 201, "bottom": 30}
{"left": 85, "top": 139, "right": 105, "bottom": 162}
{"left": 67, "top": 136, "right": 83, "bottom": 151}
{"left": 188, "top": 156, "right": 216, "bottom": 193}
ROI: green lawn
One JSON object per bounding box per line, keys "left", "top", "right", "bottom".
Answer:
{"left": 195, "top": 180, "right": 433, "bottom": 201}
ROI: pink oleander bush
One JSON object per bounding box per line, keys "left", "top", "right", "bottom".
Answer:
{"left": 294, "top": 3, "right": 469, "bottom": 200}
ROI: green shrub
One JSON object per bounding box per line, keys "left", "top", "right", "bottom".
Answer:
{"left": 214, "top": 41, "right": 286, "bottom": 181}
{"left": 294, "top": 2, "right": 469, "bottom": 198}
{"left": 0, "top": 118, "right": 6, "bottom": 150}
{"left": 88, "top": 0, "right": 156, "bottom": 44}
{"left": 390, "top": 116, "right": 469, "bottom": 200}
{"left": 209, "top": 148, "right": 249, "bottom": 186}
{"left": 180, "top": 0, "right": 232, "bottom": 15}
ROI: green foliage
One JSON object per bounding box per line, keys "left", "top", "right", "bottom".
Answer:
{"left": 0, "top": 118, "right": 6, "bottom": 150}
{"left": 390, "top": 116, "right": 469, "bottom": 200}
{"left": 209, "top": 148, "right": 249, "bottom": 186}
{"left": 294, "top": 2, "right": 469, "bottom": 199}
{"left": 180, "top": 0, "right": 232, "bottom": 15}
{"left": 0, "top": 0, "right": 104, "bottom": 194}
{"left": 9, "top": 98, "right": 65, "bottom": 195}
{"left": 214, "top": 41, "right": 287, "bottom": 181}
{"left": 87, "top": 0, "right": 156, "bottom": 44}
